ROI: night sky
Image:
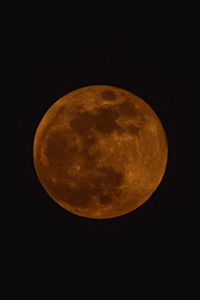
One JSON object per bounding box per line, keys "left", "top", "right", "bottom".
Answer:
{"left": 4, "top": 0, "right": 199, "bottom": 298}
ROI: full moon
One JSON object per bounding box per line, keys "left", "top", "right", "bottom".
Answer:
{"left": 33, "top": 85, "right": 168, "bottom": 219}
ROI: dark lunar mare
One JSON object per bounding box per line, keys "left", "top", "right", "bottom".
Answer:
{"left": 100, "top": 89, "right": 117, "bottom": 101}
{"left": 66, "top": 105, "right": 129, "bottom": 207}
{"left": 44, "top": 100, "right": 142, "bottom": 208}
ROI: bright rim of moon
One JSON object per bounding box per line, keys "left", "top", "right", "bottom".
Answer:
{"left": 33, "top": 85, "right": 168, "bottom": 219}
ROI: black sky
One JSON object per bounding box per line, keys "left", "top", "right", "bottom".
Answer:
{"left": 3, "top": 0, "right": 199, "bottom": 298}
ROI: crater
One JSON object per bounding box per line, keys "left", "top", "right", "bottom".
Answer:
{"left": 100, "top": 89, "right": 117, "bottom": 101}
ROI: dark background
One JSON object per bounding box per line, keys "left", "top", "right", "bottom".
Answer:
{"left": 3, "top": 0, "right": 199, "bottom": 298}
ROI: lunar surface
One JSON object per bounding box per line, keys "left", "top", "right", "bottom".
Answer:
{"left": 33, "top": 85, "right": 168, "bottom": 219}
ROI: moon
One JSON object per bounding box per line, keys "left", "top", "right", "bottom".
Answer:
{"left": 33, "top": 85, "right": 168, "bottom": 219}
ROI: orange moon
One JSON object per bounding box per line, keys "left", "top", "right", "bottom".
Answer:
{"left": 33, "top": 85, "right": 168, "bottom": 219}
